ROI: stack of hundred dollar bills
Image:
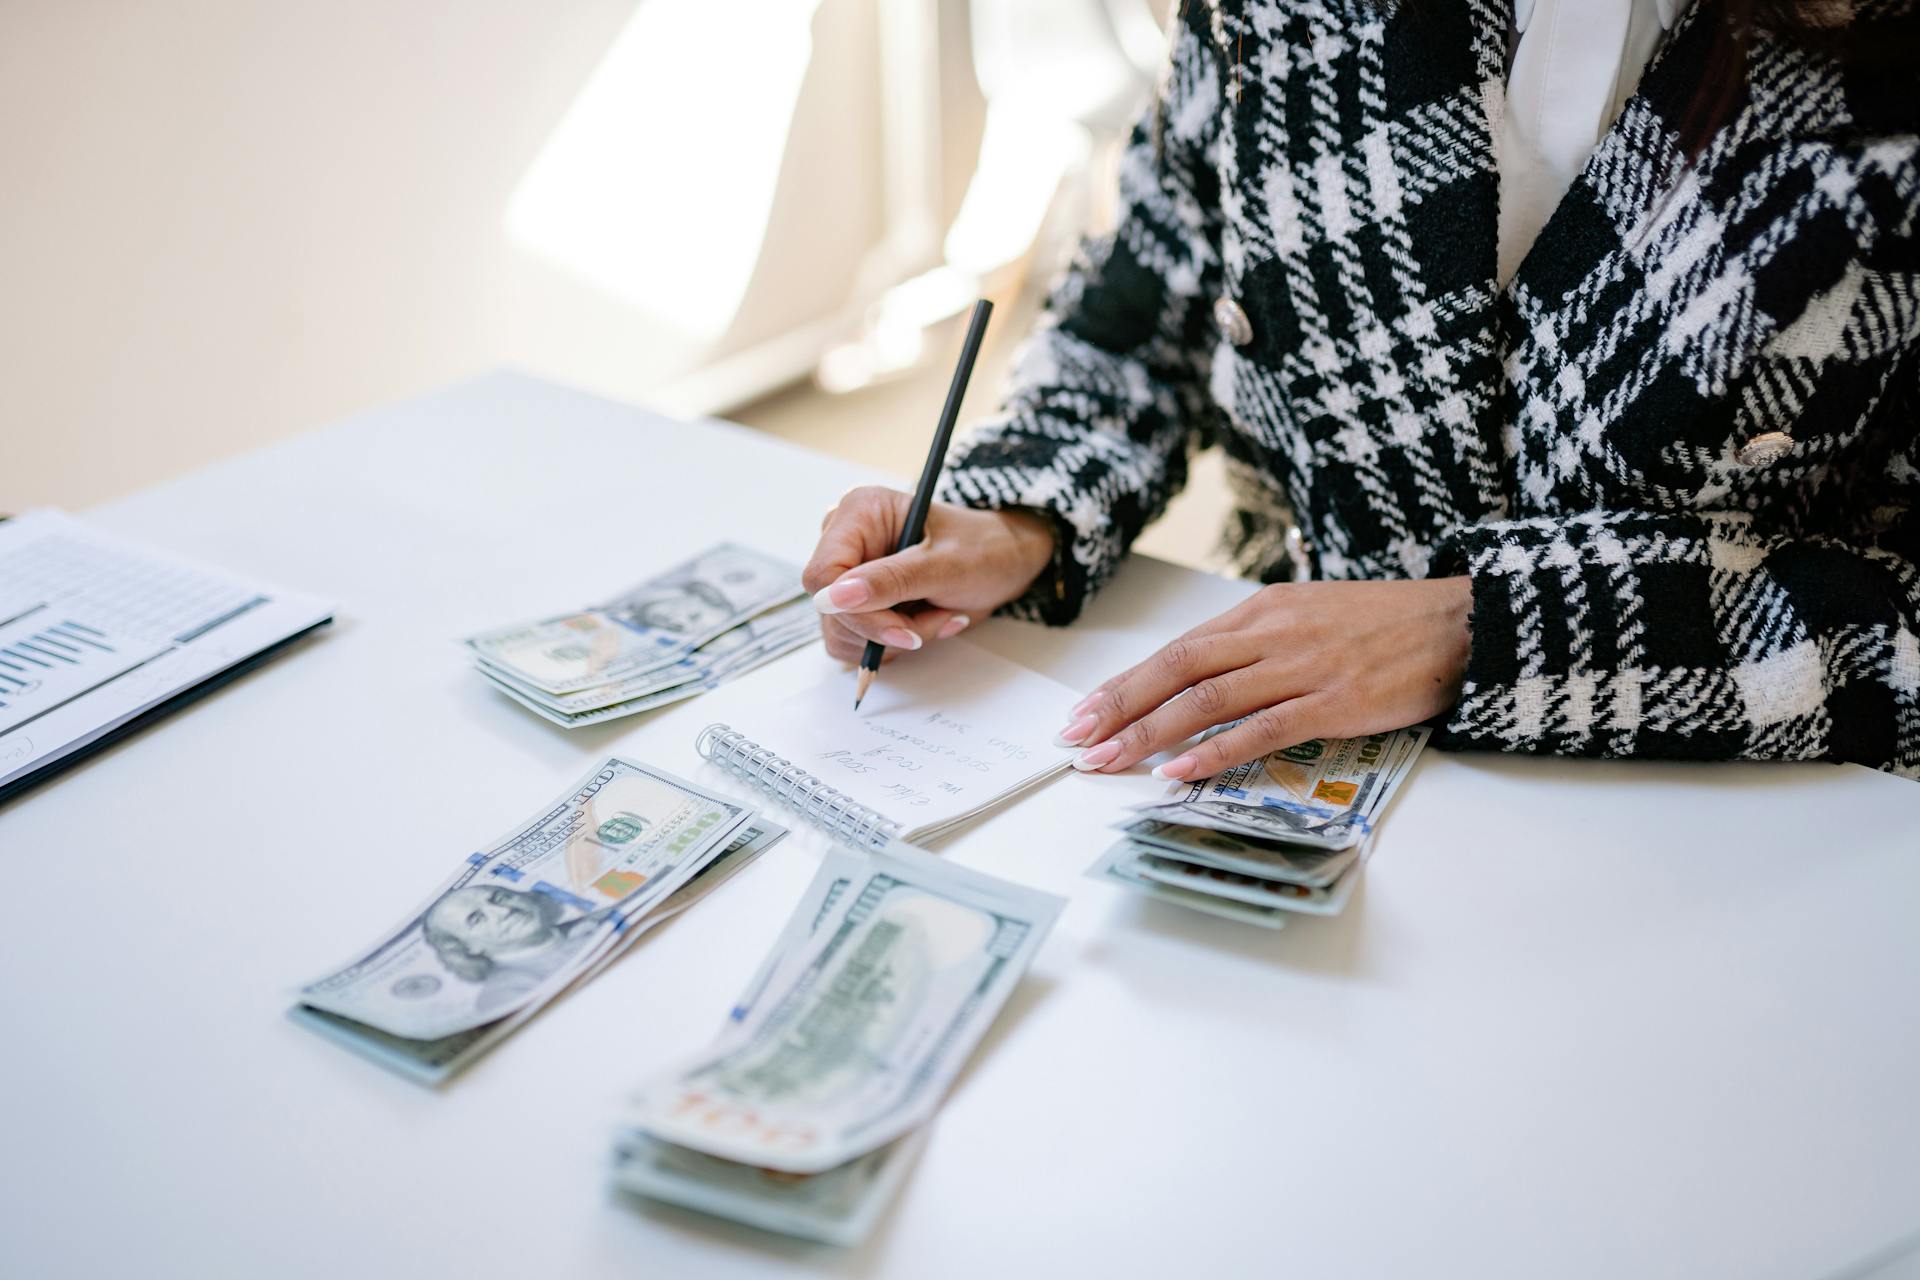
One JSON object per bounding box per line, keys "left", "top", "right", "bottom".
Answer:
{"left": 1089, "top": 726, "right": 1429, "bottom": 928}
{"left": 611, "top": 843, "right": 1063, "bottom": 1245}
{"left": 292, "top": 758, "right": 785, "bottom": 1084}
{"left": 465, "top": 544, "right": 816, "bottom": 728}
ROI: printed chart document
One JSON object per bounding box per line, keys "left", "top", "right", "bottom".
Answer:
{"left": 0, "top": 510, "right": 333, "bottom": 801}
{"left": 697, "top": 638, "right": 1079, "bottom": 846}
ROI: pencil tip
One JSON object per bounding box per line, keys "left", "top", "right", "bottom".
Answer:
{"left": 852, "top": 697, "right": 863, "bottom": 711}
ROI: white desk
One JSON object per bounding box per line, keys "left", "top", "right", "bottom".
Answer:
{"left": 2, "top": 373, "right": 1916, "bottom": 1280}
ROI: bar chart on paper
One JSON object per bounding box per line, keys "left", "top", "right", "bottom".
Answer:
{"left": 0, "top": 511, "right": 333, "bottom": 800}
{"left": 0, "top": 609, "right": 166, "bottom": 733}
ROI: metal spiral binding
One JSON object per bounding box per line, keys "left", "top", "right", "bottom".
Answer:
{"left": 696, "top": 723, "right": 898, "bottom": 850}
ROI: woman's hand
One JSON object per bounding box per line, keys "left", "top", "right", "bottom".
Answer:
{"left": 1059, "top": 577, "right": 1472, "bottom": 779}
{"left": 804, "top": 487, "right": 1055, "bottom": 664}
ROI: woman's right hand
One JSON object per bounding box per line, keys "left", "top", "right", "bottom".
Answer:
{"left": 803, "top": 486, "right": 1056, "bottom": 664}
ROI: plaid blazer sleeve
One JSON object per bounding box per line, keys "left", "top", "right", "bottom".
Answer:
{"left": 1433, "top": 363, "right": 1920, "bottom": 777}
{"left": 935, "top": 7, "right": 1226, "bottom": 625}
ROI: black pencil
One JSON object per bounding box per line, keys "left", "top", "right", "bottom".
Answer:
{"left": 855, "top": 298, "right": 994, "bottom": 709}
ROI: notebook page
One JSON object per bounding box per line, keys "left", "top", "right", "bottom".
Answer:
{"left": 739, "top": 637, "right": 1078, "bottom": 841}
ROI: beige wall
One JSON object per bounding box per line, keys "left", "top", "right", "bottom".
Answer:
{"left": 0, "top": 0, "right": 896, "bottom": 513}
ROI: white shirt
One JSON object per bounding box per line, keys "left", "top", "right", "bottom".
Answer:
{"left": 1498, "top": 0, "right": 1685, "bottom": 285}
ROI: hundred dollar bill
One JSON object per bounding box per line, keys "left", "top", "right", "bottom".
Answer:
{"left": 1114, "top": 817, "right": 1360, "bottom": 888}
{"left": 1087, "top": 838, "right": 1289, "bottom": 929}
{"left": 481, "top": 611, "right": 818, "bottom": 730}
{"left": 291, "top": 819, "right": 787, "bottom": 1085}
{"left": 466, "top": 544, "right": 803, "bottom": 695}
{"left": 477, "top": 626, "right": 815, "bottom": 728}
{"left": 479, "top": 599, "right": 817, "bottom": 716}
{"left": 609, "top": 843, "right": 922, "bottom": 1244}
{"left": 1124, "top": 842, "right": 1361, "bottom": 916}
{"left": 623, "top": 843, "right": 1063, "bottom": 1174}
{"left": 611, "top": 1128, "right": 926, "bottom": 1247}
{"left": 296, "top": 758, "right": 754, "bottom": 1043}
{"left": 576, "top": 817, "right": 788, "bottom": 983}
{"left": 1130, "top": 726, "right": 1429, "bottom": 850}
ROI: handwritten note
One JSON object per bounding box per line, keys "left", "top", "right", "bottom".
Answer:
{"left": 746, "top": 638, "right": 1078, "bottom": 839}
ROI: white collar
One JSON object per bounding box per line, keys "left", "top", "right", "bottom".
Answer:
{"left": 1513, "top": 0, "right": 1684, "bottom": 34}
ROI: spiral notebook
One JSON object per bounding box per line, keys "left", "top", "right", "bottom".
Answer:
{"left": 696, "top": 638, "right": 1078, "bottom": 847}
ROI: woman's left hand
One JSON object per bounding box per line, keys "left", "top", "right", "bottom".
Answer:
{"left": 1058, "top": 577, "right": 1473, "bottom": 781}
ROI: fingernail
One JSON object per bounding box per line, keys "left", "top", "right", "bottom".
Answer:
{"left": 937, "top": 614, "right": 971, "bottom": 640}
{"left": 1072, "top": 740, "right": 1120, "bottom": 772}
{"left": 1151, "top": 753, "right": 1199, "bottom": 782}
{"left": 1069, "top": 691, "right": 1100, "bottom": 717}
{"left": 1053, "top": 714, "right": 1098, "bottom": 747}
{"left": 881, "top": 627, "right": 922, "bottom": 650}
{"left": 815, "top": 578, "right": 870, "bottom": 613}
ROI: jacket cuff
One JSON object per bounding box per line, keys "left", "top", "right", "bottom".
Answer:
{"left": 1425, "top": 518, "right": 1561, "bottom": 753}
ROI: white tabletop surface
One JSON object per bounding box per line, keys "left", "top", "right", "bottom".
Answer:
{"left": 2, "top": 372, "right": 1916, "bottom": 1280}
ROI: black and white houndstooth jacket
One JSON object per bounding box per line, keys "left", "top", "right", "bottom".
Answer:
{"left": 936, "top": 0, "right": 1920, "bottom": 777}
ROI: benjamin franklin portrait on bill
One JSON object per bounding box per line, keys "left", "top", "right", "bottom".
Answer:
{"left": 415, "top": 884, "right": 604, "bottom": 1014}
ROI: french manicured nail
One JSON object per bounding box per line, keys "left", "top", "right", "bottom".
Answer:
{"left": 1151, "top": 753, "right": 1199, "bottom": 781}
{"left": 937, "top": 614, "right": 972, "bottom": 640}
{"left": 812, "top": 578, "right": 871, "bottom": 614}
{"left": 881, "top": 627, "right": 922, "bottom": 650}
{"left": 1069, "top": 692, "right": 1100, "bottom": 717}
{"left": 1072, "top": 740, "right": 1121, "bottom": 771}
{"left": 1053, "top": 714, "right": 1098, "bottom": 747}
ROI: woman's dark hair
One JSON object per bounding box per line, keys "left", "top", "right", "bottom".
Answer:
{"left": 1161, "top": 2, "right": 1915, "bottom": 170}
{"left": 1667, "top": 0, "right": 1918, "bottom": 153}
{"left": 1332, "top": 0, "right": 1920, "bottom": 153}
